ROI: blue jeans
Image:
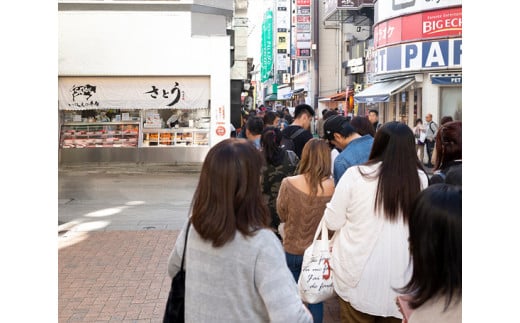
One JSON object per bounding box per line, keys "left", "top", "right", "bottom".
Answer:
{"left": 285, "top": 252, "right": 324, "bottom": 323}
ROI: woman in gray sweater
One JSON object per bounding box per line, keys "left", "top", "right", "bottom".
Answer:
{"left": 167, "top": 138, "right": 312, "bottom": 323}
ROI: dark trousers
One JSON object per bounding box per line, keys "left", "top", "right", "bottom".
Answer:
{"left": 425, "top": 139, "right": 435, "bottom": 167}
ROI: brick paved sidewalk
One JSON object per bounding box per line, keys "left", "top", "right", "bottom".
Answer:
{"left": 58, "top": 230, "right": 340, "bottom": 322}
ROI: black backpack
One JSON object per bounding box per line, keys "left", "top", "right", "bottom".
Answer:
{"left": 280, "top": 128, "right": 305, "bottom": 152}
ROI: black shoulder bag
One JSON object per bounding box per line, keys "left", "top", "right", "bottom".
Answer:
{"left": 163, "top": 221, "right": 190, "bottom": 323}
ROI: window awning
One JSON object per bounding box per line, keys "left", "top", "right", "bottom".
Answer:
{"left": 264, "top": 94, "right": 278, "bottom": 101}
{"left": 318, "top": 90, "right": 353, "bottom": 102}
{"left": 354, "top": 78, "right": 415, "bottom": 104}
{"left": 330, "top": 92, "right": 346, "bottom": 101}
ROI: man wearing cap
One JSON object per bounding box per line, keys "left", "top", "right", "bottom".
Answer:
{"left": 323, "top": 115, "right": 374, "bottom": 185}
{"left": 281, "top": 104, "right": 315, "bottom": 158}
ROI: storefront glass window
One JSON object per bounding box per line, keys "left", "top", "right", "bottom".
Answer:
{"left": 440, "top": 87, "right": 462, "bottom": 121}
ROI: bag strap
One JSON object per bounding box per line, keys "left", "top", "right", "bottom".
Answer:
{"left": 290, "top": 127, "right": 306, "bottom": 140}
{"left": 180, "top": 220, "right": 191, "bottom": 270}
{"left": 429, "top": 121, "right": 437, "bottom": 133}
{"left": 312, "top": 218, "right": 329, "bottom": 244}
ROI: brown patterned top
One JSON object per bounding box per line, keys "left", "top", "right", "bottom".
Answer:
{"left": 276, "top": 178, "right": 333, "bottom": 255}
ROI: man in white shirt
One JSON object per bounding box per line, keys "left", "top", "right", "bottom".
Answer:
{"left": 424, "top": 113, "right": 438, "bottom": 168}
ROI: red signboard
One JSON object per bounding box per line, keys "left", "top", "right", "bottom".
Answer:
{"left": 297, "top": 15, "right": 311, "bottom": 23}
{"left": 374, "top": 7, "right": 462, "bottom": 49}
{"left": 296, "top": 0, "right": 310, "bottom": 5}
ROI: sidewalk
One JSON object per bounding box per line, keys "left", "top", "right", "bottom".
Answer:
{"left": 58, "top": 230, "right": 341, "bottom": 322}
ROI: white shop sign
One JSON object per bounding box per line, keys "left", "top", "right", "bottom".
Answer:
{"left": 58, "top": 76, "right": 210, "bottom": 110}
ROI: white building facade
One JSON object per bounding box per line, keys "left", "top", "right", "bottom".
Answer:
{"left": 58, "top": 1, "right": 234, "bottom": 163}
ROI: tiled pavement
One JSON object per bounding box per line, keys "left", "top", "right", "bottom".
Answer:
{"left": 58, "top": 229, "right": 341, "bottom": 322}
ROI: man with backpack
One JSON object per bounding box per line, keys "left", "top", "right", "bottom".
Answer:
{"left": 280, "top": 104, "right": 315, "bottom": 159}
{"left": 424, "top": 113, "right": 438, "bottom": 168}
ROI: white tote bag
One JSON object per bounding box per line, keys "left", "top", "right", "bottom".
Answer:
{"left": 297, "top": 219, "right": 334, "bottom": 304}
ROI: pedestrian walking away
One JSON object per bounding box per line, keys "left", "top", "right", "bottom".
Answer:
{"left": 277, "top": 138, "right": 335, "bottom": 323}
{"left": 322, "top": 122, "right": 429, "bottom": 322}
{"left": 167, "top": 138, "right": 312, "bottom": 322}
{"left": 281, "top": 104, "right": 315, "bottom": 159}
{"left": 323, "top": 115, "right": 374, "bottom": 185}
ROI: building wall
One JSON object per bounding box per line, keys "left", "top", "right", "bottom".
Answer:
{"left": 422, "top": 80, "right": 440, "bottom": 120}
{"left": 59, "top": 9, "right": 231, "bottom": 146}
{"left": 230, "top": 11, "right": 249, "bottom": 80}
{"left": 318, "top": 15, "right": 341, "bottom": 97}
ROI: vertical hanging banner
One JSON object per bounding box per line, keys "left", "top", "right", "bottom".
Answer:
{"left": 261, "top": 10, "right": 274, "bottom": 82}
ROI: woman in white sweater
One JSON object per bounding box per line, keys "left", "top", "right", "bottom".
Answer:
{"left": 323, "top": 122, "right": 429, "bottom": 322}
{"left": 167, "top": 138, "right": 312, "bottom": 323}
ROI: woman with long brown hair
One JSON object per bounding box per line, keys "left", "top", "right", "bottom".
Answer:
{"left": 277, "top": 138, "right": 335, "bottom": 323}
{"left": 430, "top": 120, "right": 462, "bottom": 185}
{"left": 167, "top": 138, "right": 312, "bottom": 322}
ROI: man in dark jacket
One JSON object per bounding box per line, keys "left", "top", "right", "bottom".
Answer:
{"left": 281, "top": 104, "right": 315, "bottom": 159}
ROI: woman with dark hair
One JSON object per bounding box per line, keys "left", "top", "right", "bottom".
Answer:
{"left": 430, "top": 121, "right": 462, "bottom": 185}
{"left": 431, "top": 115, "right": 455, "bottom": 166}
{"left": 350, "top": 116, "right": 376, "bottom": 137}
{"left": 397, "top": 184, "right": 462, "bottom": 322}
{"left": 167, "top": 138, "right": 312, "bottom": 322}
{"left": 263, "top": 110, "right": 280, "bottom": 128}
{"left": 277, "top": 138, "right": 335, "bottom": 323}
{"left": 323, "top": 122, "right": 429, "bottom": 322}
{"left": 260, "top": 126, "right": 299, "bottom": 239}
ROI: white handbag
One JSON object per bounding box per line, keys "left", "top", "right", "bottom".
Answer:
{"left": 297, "top": 218, "right": 334, "bottom": 304}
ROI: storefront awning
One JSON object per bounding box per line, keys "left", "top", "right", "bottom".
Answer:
{"left": 277, "top": 86, "right": 293, "bottom": 100}
{"left": 319, "top": 90, "right": 354, "bottom": 102}
{"left": 354, "top": 78, "right": 415, "bottom": 104}
{"left": 264, "top": 94, "right": 278, "bottom": 101}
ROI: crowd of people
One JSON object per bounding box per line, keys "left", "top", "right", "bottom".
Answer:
{"left": 167, "top": 103, "right": 462, "bottom": 323}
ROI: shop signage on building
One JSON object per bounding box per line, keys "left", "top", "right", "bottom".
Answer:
{"left": 58, "top": 76, "right": 210, "bottom": 110}
{"left": 324, "top": 0, "right": 374, "bottom": 18}
{"left": 347, "top": 57, "right": 365, "bottom": 74}
{"left": 374, "top": 6, "right": 462, "bottom": 49}
{"left": 430, "top": 73, "right": 462, "bottom": 84}
{"left": 296, "top": 0, "right": 311, "bottom": 58}
{"left": 261, "top": 10, "right": 274, "bottom": 82}
{"left": 374, "top": 38, "right": 462, "bottom": 74}
{"left": 375, "top": 0, "right": 462, "bottom": 23}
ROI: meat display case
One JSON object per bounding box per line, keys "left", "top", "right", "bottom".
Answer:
{"left": 141, "top": 128, "right": 209, "bottom": 147}
{"left": 59, "top": 122, "right": 139, "bottom": 148}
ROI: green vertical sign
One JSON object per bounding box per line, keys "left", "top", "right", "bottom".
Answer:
{"left": 261, "top": 10, "right": 273, "bottom": 82}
